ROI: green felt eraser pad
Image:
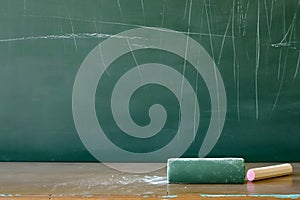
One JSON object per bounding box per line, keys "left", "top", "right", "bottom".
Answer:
{"left": 167, "top": 158, "right": 245, "bottom": 184}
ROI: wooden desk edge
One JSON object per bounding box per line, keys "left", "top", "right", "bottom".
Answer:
{"left": 0, "top": 194, "right": 300, "bottom": 200}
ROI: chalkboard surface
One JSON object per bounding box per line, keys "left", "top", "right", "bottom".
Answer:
{"left": 0, "top": 0, "right": 299, "bottom": 162}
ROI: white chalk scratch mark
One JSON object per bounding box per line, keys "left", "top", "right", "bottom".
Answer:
{"left": 205, "top": 0, "right": 221, "bottom": 125}
{"left": 183, "top": 0, "right": 189, "bottom": 20}
{"left": 237, "top": 0, "right": 244, "bottom": 36}
{"left": 276, "top": 0, "right": 287, "bottom": 75}
{"left": 93, "top": 17, "right": 98, "bottom": 33}
{"left": 57, "top": 6, "right": 63, "bottom": 34}
{"left": 23, "top": 0, "right": 27, "bottom": 14}
{"left": 279, "top": 24, "right": 295, "bottom": 46}
{"left": 270, "top": 0, "right": 274, "bottom": 29}
{"left": 0, "top": 33, "right": 144, "bottom": 43}
{"left": 179, "top": 0, "right": 192, "bottom": 130}
{"left": 293, "top": 0, "right": 299, "bottom": 43}
{"left": 278, "top": 0, "right": 299, "bottom": 45}
{"left": 205, "top": 0, "right": 215, "bottom": 60}
{"left": 67, "top": 10, "right": 78, "bottom": 51}
{"left": 57, "top": 3, "right": 67, "bottom": 53}
{"left": 161, "top": 0, "right": 166, "bottom": 27}
{"left": 126, "top": 38, "right": 143, "bottom": 82}
{"left": 255, "top": 0, "right": 260, "bottom": 120}
{"left": 194, "top": 57, "right": 200, "bottom": 139}
{"left": 264, "top": 0, "right": 271, "bottom": 41}
{"left": 262, "top": 0, "right": 271, "bottom": 75}
{"left": 294, "top": 52, "right": 300, "bottom": 79}
{"left": 245, "top": 0, "right": 250, "bottom": 21}
{"left": 117, "top": 0, "right": 124, "bottom": 20}
{"left": 140, "top": 0, "right": 146, "bottom": 24}
{"left": 198, "top": 4, "right": 205, "bottom": 41}
{"left": 98, "top": 44, "right": 111, "bottom": 78}
{"left": 237, "top": 63, "right": 240, "bottom": 120}
{"left": 232, "top": 0, "right": 237, "bottom": 86}
{"left": 277, "top": 49, "right": 282, "bottom": 79}
{"left": 125, "top": 38, "right": 139, "bottom": 66}
{"left": 282, "top": 0, "right": 286, "bottom": 37}
{"left": 94, "top": 19, "right": 111, "bottom": 78}
{"left": 218, "top": 8, "right": 232, "bottom": 65}
{"left": 22, "top": 14, "right": 234, "bottom": 39}
{"left": 272, "top": 23, "right": 294, "bottom": 111}
{"left": 242, "top": 0, "right": 250, "bottom": 37}
{"left": 272, "top": 49, "right": 289, "bottom": 111}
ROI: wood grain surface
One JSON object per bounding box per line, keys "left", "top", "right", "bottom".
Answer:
{"left": 0, "top": 163, "right": 299, "bottom": 199}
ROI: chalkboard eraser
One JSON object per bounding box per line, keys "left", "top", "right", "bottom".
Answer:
{"left": 167, "top": 158, "right": 245, "bottom": 184}
{"left": 247, "top": 163, "right": 293, "bottom": 182}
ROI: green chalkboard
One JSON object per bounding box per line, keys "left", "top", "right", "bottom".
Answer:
{"left": 0, "top": 0, "right": 299, "bottom": 162}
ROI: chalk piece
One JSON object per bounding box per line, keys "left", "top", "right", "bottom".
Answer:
{"left": 247, "top": 163, "right": 293, "bottom": 181}
{"left": 167, "top": 158, "right": 245, "bottom": 184}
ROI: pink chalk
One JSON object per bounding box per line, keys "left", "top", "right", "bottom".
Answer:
{"left": 247, "top": 169, "right": 255, "bottom": 181}
{"left": 246, "top": 164, "right": 293, "bottom": 182}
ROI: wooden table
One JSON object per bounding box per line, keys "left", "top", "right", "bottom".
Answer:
{"left": 0, "top": 162, "right": 299, "bottom": 199}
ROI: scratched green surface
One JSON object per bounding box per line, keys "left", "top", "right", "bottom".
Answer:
{"left": 0, "top": 0, "right": 299, "bottom": 162}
